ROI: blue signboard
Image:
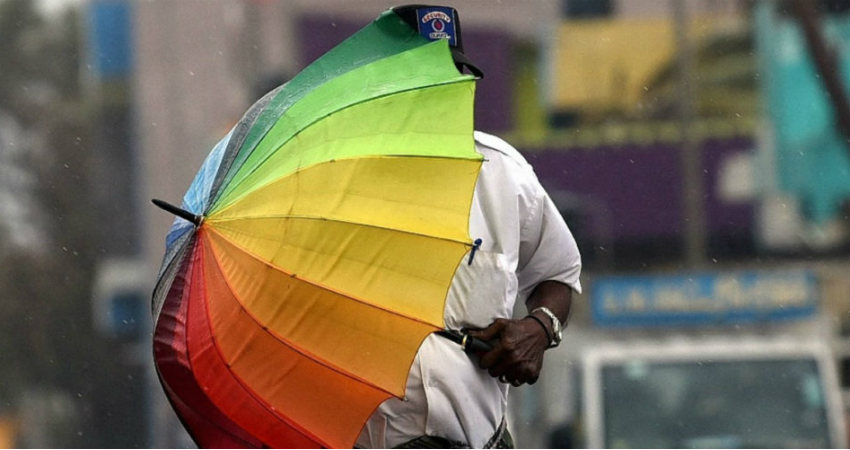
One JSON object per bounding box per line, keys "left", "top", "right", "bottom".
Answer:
{"left": 88, "top": 0, "right": 133, "bottom": 78}
{"left": 591, "top": 269, "right": 817, "bottom": 327}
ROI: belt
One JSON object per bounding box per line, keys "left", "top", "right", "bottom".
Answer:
{"left": 483, "top": 418, "right": 509, "bottom": 449}
{"left": 392, "top": 418, "right": 510, "bottom": 449}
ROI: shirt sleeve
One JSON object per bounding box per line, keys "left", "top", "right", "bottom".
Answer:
{"left": 516, "top": 178, "right": 583, "bottom": 301}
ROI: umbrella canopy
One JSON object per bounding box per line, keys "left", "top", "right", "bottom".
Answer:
{"left": 151, "top": 9, "right": 482, "bottom": 449}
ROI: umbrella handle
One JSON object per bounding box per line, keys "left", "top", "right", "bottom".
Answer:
{"left": 435, "top": 330, "right": 493, "bottom": 353}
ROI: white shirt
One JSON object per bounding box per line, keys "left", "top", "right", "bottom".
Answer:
{"left": 356, "top": 131, "right": 582, "bottom": 448}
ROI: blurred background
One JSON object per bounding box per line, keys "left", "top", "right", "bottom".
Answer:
{"left": 0, "top": 0, "right": 848, "bottom": 447}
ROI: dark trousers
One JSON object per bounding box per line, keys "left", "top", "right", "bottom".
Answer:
{"left": 394, "top": 427, "right": 513, "bottom": 449}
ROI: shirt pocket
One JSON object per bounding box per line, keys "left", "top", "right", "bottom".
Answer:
{"left": 443, "top": 250, "right": 517, "bottom": 330}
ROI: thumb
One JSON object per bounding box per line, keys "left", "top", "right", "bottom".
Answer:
{"left": 467, "top": 319, "right": 507, "bottom": 342}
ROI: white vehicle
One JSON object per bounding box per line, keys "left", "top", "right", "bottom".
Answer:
{"left": 579, "top": 339, "right": 847, "bottom": 448}
{"left": 508, "top": 266, "right": 849, "bottom": 449}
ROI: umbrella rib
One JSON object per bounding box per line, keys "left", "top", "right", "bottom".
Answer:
{"left": 213, "top": 77, "right": 475, "bottom": 209}
{"left": 210, "top": 212, "right": 474, "bottom": 248}
{"left": 212, "top": 153, "right": 483, "bottom": 216}
{"left": 214, "top": 152, "right": 483, "bottom": 218}
{"left": 194, "top": 237, "right": 333, "bottom": 447}
{"left": 207, "top": 225, "right": 451, "bottom": 329}
{"left": 179, "top": 246, "right": 299, "bottom": 448}
{"left": 152, "top": 232, "right": 194, "bottom": 317}
{"left": 205, "top": 228, "right": 429, "bottom": 397}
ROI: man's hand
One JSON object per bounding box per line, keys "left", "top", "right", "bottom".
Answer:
{"left": 466, "top": 316, "right": 550, "bottom": 386}
{"left": 467, "top": 280, "right": 573, "bottom": 387}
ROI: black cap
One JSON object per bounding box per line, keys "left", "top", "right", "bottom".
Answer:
{"left": 391, "top": 4, "right": 484, "bottom": 78}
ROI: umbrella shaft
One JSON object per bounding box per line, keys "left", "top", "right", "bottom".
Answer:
{"left": 152, "top": 199, "right": 203, "bottom": 226}
{"left": 435, "top": 330, "right": 492, "bottom": 353}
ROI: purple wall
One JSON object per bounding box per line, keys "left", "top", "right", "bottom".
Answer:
{"left": 297, "top": 14, "right": 513, "bottom": 132}
{"left": 702, "top": 138, "right": 755, "bottom": 236}
{"left": 523, "top": 137, "right": 755, "bottom": 242}
{"left": 294, "top": 13, "right": 754, "bottom": 246}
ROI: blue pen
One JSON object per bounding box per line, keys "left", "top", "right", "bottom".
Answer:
{"left": 467, "top": 238, "right": 483, "bottom": 265}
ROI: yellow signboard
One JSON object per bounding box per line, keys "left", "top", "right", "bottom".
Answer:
{"left": 549, "top": 17, "right": 723, "bottom": 115}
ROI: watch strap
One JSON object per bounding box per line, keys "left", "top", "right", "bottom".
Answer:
{"left": 524, "top": 314, "right": 552, "bottom": 345}
{"left": 531, "top": 306, "right": 562, "bottom": 348}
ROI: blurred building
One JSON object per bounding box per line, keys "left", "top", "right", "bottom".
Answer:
{"left": 0, "top": 113, "right": 44, "bottom": 252}
{"left": 124, "top": 0, "right": 850, "bottom": 447}
{"left": 134, "top": 0, "right": 571, "bottom": 270}
{"left": 131, "top": 1, "right": 566, "bottom": 445}
{"left": 134, "top": 0, "right": 760, "bottom": 269}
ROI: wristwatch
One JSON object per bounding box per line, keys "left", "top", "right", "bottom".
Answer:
{"left": 531, "top": 306, "right": 562, "bottom": 348}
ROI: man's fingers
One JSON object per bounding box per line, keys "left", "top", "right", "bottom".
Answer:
{"left": 478, "top": 342, "right": 504, "bottom": 369}
{"left": 468, "top": 318, "right": 547, "bottom": 386}
{"left": 467, "top": 318, "right": 507, "bottom": 342}
{"left": 489, "top": 358, "right": 538, "bottom": 386}
{"left": 486, "top": 358, "right": 512, "bottom": 379}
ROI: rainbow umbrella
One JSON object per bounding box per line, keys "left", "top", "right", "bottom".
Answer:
{"left": 151, "top": 9, "right": 483, "bottom": 449}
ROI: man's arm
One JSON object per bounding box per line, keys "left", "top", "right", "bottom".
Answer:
{"left": 467, "top": 280, "right": 572, "bottom": 386}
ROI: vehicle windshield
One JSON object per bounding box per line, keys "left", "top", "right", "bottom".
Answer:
{"left": 602, "top": 358, "right": 831, "bottom": 448}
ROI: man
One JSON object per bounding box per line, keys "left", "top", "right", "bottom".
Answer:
{"left": 356, "top": 6, "right": 582, "bottom": 448}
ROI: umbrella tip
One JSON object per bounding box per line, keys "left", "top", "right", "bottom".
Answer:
{"left": 151, "top": 198, "right": 203, "bottom": 226}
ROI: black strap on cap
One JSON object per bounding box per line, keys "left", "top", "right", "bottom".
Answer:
{"left": 450, "top": 48, "right": 484, "bottom": 79}
{"left": 391, "top": 4, "right": 484, "bottom": 78}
